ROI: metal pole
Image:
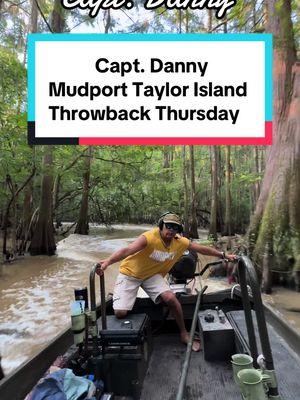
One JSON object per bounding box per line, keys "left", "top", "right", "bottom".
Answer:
{"left": 89, "top": 264, "right": 99, "bottom": 355}
{"left": 238, "top": 259, "right": 259, "bottom": 367}
{"left": 176, "top": 286, "right": 208, "bottom": 400}
{"left": 240, "top": 257, "right": 279, "bottom": 397}
{"left": 240, "top": 256, "right": 279, "bottom": 397}
{"left": 100, "top": 271, "right": 107, "bottom": 330}
{"left": 240, "top": 257, "right": 275, "bottom": 369}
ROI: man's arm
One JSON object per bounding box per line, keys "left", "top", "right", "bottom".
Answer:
{"left": 97, "top": 235, "right": 147, "bottom": 273}
{"left": 188, "top": 242, "right": 236, "bottom": 261}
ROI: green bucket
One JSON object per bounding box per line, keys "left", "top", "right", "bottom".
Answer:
{"left": 231, "top": 354, "right": 253, "bottom": 386}
{"left": 237, "top": 369, "right": 267, "bottom": 400}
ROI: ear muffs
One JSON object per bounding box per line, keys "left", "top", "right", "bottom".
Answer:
{"left": 177, "top": 224, "right": 184, "bottom": 234}
{"left": 157, "top": 212, "right": 183, "bottom": 233}
{"left": 158, "top": 220, "right": 164, "bottom": 230}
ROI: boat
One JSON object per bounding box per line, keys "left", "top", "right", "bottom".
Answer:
{"left": 1, "top": 256, "right": 300, "bottom": 400}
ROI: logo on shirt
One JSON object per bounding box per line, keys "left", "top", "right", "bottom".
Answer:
{"left": 149, "top": 250, "right": 176, "bottom": 262}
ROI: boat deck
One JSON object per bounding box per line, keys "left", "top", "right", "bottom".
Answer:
{"left": 141, "top": 310, "right": 300, "bottom": 400}
{"left": 142, "top": 334, "right": 240, "bottom": 400}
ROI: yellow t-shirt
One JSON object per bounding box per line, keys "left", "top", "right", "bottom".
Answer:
{"left": 120, "top": 227, "right": 190, "bottom": 280}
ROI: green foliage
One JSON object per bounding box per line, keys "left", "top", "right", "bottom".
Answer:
{"left": 0, "top": 47, "right": 26, "bottom": 108}
{"left": 0, "top": 47, "right": 29, "bottom": 214}
{"left": 0, "top": 1, "right": 297, "bottom": 247}
{"left": 44, "top": 144, "right": 261, "bottom": 237}
{"left": 291, "top": 0, "right": 300, "bottom": 53}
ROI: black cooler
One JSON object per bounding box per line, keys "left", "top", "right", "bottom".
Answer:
{"left": 96, "top": 313, "right": 152, "bottom": 399}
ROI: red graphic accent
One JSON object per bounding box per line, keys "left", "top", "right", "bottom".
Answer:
{"left": 79, "top": 122, "right": 272, "bottom": 146}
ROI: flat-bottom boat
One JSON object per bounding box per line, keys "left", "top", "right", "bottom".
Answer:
{"left": 1, "top": 256, "right": 300, "bottom": 400}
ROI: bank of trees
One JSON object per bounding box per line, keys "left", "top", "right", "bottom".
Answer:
{"left": 0, "top": 130, "right": 261, "bottom": 256}
{"left": 0, "top": 0, "right": 299, "bottom": 291}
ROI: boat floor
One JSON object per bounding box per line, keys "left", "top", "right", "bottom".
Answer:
{"left": 140, "top": 310, "right": 300, "bottom": 400}
{"left": 141, "top": 334, "right": 240, "bottom": 400}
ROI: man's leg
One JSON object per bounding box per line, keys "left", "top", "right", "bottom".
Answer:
{"left": 142, "top": 275, "right": 200, "bottom": 351}
{"left": 115, "top": 310, "right": 128, "bottom": 319}
{"left": 159, "top": 291, "right": 200, "bottom": 352}
{"left": 113, "top": 273, "right": 141, "bottom": 318}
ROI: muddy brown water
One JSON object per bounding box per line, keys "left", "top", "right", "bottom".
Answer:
{"left": 0, "top": 224, "right": 299, "bottom": 376}
{"left": 0, "top": 224, "right": 151, "bottom": 375}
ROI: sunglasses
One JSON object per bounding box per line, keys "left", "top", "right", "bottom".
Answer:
{"left": 164, "top": 223, "right": 180, "bottom": 232}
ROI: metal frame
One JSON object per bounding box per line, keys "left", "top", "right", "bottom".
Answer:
{"left": 177, "top": 256, "right": 280, "bottom": 400}
{"left": 237, "top": 256, "right": 279, "bottom": 398}
{"left": 89, "top": 264, "right": 107, "bottom": 355}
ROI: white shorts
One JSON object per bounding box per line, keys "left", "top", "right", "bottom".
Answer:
{"left": 113, "top": 273, "right": 170, "bottom": 311}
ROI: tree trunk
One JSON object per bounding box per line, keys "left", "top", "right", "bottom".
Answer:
{"left": 2, "top": 169, "right": 35, "bottom": 258}
{"left": 28, "top": 0, "right": 66, "bottom": 255}
{"left": 29, "top": 149, "right": 56, "bottom": 255}
{"left": 217, "top": 148, "right": 223, "bottom": 232}
{"left": 207, "top": 9, "right": 213, "bottom": 32}
{"left": 163, "top": 146, "right": 170, "bottom": 169}
{"left": 30, "top": 0, "right": 38, "bottom": 33}
{"left": 2, "top": 183, "right": 16, "bottom": 259}
{"left": 75, "top": 147, "right": 92, "bottom": 235}
{"left": 19, "top": 0, "right": 38, "bottom": 246}
{"left": 248, "top": 0, "right": 299, "bottom": 292}
{"left": 18, "top": 181, "right": 33, "bottom": 254}
{"left": 104, "top": 10, "right": 111, "bottom": 33}
{"left": 182, "top": 146, "right": 190, "bottom": 235}
{"left": 11, "top": 191, "right": 17, "bottom": 256}
{"left": 53, "top": 174, "right": 62, "bottom": 229}
{"left": 251, "top": 146, "right": 260, "bottom": 211}
{"left": 189, "top": 145, "right": 199, "bottom": 238}
{"left": 50, "top": 0, "right": 66, "bottom": 33}
{"left": 209, "top": 146, "right": 218, "bottom": 240}
{"left": 223, "top": 146, "right": 232, "bottom": 235}
{"left": 185, "top": 10, "right": 189, "bottom": 33}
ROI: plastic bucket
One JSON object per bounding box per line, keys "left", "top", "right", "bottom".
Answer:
{"left": 231, "top": 354, "right": 253, "bottom": 385}
{"left": 237, "top": 369, "right": 267, "bottom": 399}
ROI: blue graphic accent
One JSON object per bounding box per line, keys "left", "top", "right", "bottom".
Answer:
{"left": 27, "top": 35, "right": 36, "bottom": 121}
{"left": 264, "top": 34, "right": 273, "bottom": 120}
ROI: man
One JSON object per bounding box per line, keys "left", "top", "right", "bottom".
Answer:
{"left": 97, "top": 213, "right": 236, "bottom": 351}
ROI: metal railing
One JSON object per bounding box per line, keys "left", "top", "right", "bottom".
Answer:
{"left": 176, "top": 285, "right": 208, "bottom": 400}
{"left": 176, "top": 256, "right": 280, "bottom": 399}
{"left": 89, "top": 263, "right": 107, "bottom": 355}
{"left": 237, "top": 256, "right": 279, "bottom": 397}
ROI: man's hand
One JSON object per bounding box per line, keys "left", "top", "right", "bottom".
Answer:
{"left": 96, "top": 260, "right": 110, "bottom": 275}
{"left": 225, "top": 254, "right": 238, "bottom": 262}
